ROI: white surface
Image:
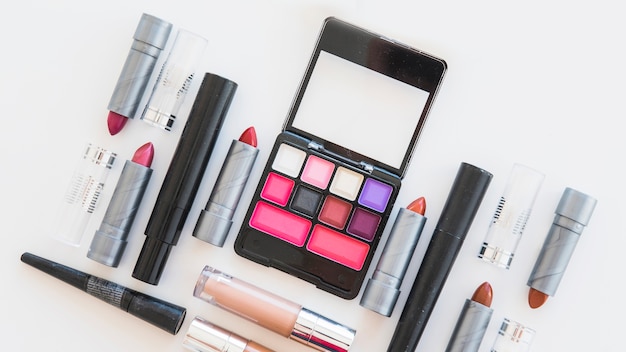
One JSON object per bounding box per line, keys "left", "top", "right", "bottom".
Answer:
{"left": 1, "top": 1, "right": 624, "bottom": 351}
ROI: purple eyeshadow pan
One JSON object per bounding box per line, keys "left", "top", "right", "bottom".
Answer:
{"left": 347, "top": 207, "right": 381, "bottom": 242}
{"left": 358, "top": 178, "right": 393, "bottom": 212}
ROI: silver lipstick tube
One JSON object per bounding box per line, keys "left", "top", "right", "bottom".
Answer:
{"left": 292, "top": 308, "right": 356, "bottom": 352}
{"left": 359, "top": 207, "right": 426, "bottom": 316}
{"left": 87, "top": 159, "right": 152, "bottom": 267}
{"left": 527, "top": 187, "right": 597, "bottom": 296}
{"left": 445, "top": 300, "right": 493, "bottom": 352}
{"left": 193, "top": 139, "right": 258, "bottom": 246}
{"left": 107, "top": 13, "right": 172, "bottom": 119}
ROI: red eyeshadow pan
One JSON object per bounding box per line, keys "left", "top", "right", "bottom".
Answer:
{"left": 319, "top": 196, "right": 352, "bottom": 229}
{"left": 307, "top": 224, "right": 370, "bottom": 271}
{"left": 260, "top": 172, "right": 294, "bottom": 206}
{"left": 249, "top": 201, "right": 311, "bottom": 246}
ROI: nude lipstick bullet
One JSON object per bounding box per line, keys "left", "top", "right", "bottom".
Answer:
{"left": 193, "top": 266, "right": 355, "bottom": 352}
{"left": 87, "top": 142, "right": 154, "bottom": 267}
{"left": 193, "top": 126, "right": 259, "bottom": 247}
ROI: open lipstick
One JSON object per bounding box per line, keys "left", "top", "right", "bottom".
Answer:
{"left": 87, "top": 142, "right": 154, "bottom": 267}
{"left": 21, "top": 252, "right": 186, "bottom": 335}
{"left": 360, "top": 197, "right": 427, "bottom": 316}
{"left": 445, "top": 282, "right": 494, "bottom": 352}
{"left": 107, "top": 13, "right": 172, "bottom": 135}
{"left": 193, "top": 266, "right": 355, "bottom": 352}
{"left": 527, "top": 187, "right": 596, "bottom": 309}
{"left": 193, "top": 126, "right": 259, "bottom": 247}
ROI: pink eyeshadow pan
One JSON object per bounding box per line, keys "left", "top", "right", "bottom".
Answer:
{"left": 301, "top": 155, "right": 335, "bottom": 189}
{"left": 260, "top": 172, "right": 294, "bottom": 206}
{"left": 249, "top": 201, "right": 311, "bottom": 246}
{"left": 307, "top": 224, "right": 370, "bottom": 271}
{"left": 319, "top": 196, "right": 352, "bottom": 229}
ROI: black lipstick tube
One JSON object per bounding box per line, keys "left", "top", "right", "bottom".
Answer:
{"left": 387, "top": 162, "right": 492, "bottom": 352}
{"left": 132, "top": 73, "right": 238, "bottom": 285}
{"left": 21, "top": 252, "right": 186, "bottom": 334}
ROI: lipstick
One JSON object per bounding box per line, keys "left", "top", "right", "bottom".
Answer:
{"left": 445, "top": 282, "right": 494, "bottom": 352}
{"left": 527, "top": 187, "right": 597, "bottom": 308}
{"left": 107, "top": 13, "right": 172, "bottom": 135}
{"left": 21, "top": 252, "right": 186, "bottom": 335}
{"left": 87, "top": 142, "right": 154, "bottom": 267}
{"left": 193, "top": 266, "right": 355, "bottom": 352}
{"left": 360, "top": 197, "right": 427, "bottom": 316}
{"left": 132, "top": 73, "right": 238, "bottom": 285}
{"left": 387, "top": 162, "right": 492, "bottom": 352}
{"left": 183, "top": 316, "right": 274, "bottom": 352}
{"left": 193, "top": 126, "right": 259, "bottom": 247}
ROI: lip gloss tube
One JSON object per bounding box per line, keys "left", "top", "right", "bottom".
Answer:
{"left": 183, "top": 316, "right": 274, "bottom": 352}
{"left": 141, "top": 29, "right": 208, "bottom": 131}
{"left": 87, "top": 142, "right": 154, "bottom": 267}
{"left": 106, "top": 13, "right": 172, "bottom": 135}
{"left": 53, "top": 143, "right": 117, "bottom": 246}
{"left": 192, "top": 127, "right": 259, "bottom": 247}
{"left": 478, "top": 163, "right": 544, "bottom": 269}
{"left": 193, "top": 266, "right": 356, "bottom": 352}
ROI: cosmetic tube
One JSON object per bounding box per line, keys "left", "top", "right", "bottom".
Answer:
{"left": 527, "top": 187, "right": 596, "bottom": 298}
{"left": 87, "top": 142, "right": 154, "bottom": 267}
{"left": 141, "top": 29, "right": 208, "bottom": 130}
{"left": 193, "top": 266, "right": 355, "bottom": 352}
{"left": 133, "top": 73, "right": 237, "bottom": 285}
{"left": 107, "top": 13, "right": 172, "bottom": 121}
{"left": 490, "top": 318, "right": 535, "bottom": 352}
{"left": 479, "top": 163, "right": 544, "bottom": 269}
{"left": 183, "top": 316, "right": 274, "bottom": 352}
{"left": 359, "top": 199, "right": 427, "bottom": 316}
{"left": 21, "top": 252, "right": 186, "bottom": 335}
{"left": 53, "top": 143, "right": 116, "bottom": 246}
{"left": 387, "top": 162, "right": 492, "bottom": 352}
{"left": 192, "top": 130, "right": 259, "bottom": 246}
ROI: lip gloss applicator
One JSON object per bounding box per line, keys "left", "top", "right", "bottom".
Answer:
{"left": 360, "top": 197, "right": 427, "bottom": 317}
{"left": 106, "top": 13, "right": 172, "bottom": 135}
{"left": 192, "top": 126, "right": 259, "bottom": 247}
{"left": 193, "top": 266, "right": 356, "bottom": 352}
{"left": 87, "top": 142, "right": 154, "bottom": 267}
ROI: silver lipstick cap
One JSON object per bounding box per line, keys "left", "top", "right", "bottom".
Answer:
{"left": 360, "top": 207, "right": 426, "bottom": 316}
{"left": 291, "top": 308, "right": 355, "bottom": 352}
{"left": 107, "top": 13, "right": 172, "bottom": 119}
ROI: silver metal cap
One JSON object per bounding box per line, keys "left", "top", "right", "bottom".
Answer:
{"left": 86, "top": 228, "right": 126, "bottom": 267}
{"left": 135, "top": 13, "right": 172, "bottom": 50}
{"left": 556, "top": 187, "right": 597, "bottom": 227}
{"left": 360, "top": 275, "right": 399, "bottom": 317}
{"left": 183, "top": 316, "right": 247, "bottom": 352}
{"left": 193, "top": 207, "right": 232, "bottom": 247}
{"left": 291, "top": 308, "right": 355, "bottom": 352}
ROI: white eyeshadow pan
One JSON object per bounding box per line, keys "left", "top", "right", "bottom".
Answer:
{"left": 329, "top": 166, "right": 364, "bottom": 201}
{"left": 272, "top": 144, "right": 307, "bottom": 177}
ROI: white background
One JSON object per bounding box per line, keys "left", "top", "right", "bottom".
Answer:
{"left": 1, "top": 1, "right": 624, "bottom": 351}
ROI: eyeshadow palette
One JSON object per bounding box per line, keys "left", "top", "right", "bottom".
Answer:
{"left": 234, "top": 17, "right": 447, "bottom": 299}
